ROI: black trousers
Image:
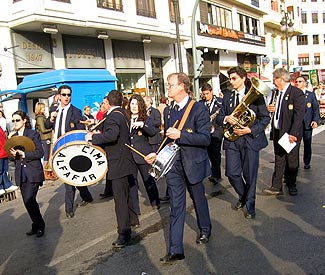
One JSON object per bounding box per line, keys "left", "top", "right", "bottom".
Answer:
{"left": 207, "top": 137, "right": 222, "bottom": 179}
{"left": 20, "top": 181, "right": 45, "bottom": 231}
{"left": 302, "top": 128, "right": 313, "bottom": 166}
{"left": 112, "top": 175, "right": 139, "bottom": 241}
{"left": 65, "top": 184, "right": 93, "bottom": 213}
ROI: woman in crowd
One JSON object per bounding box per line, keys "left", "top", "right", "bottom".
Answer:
{"left": 0, "top": 127, "right": 18, "bottom": 195}
{"left": 0, "top": 110, "right": 7, "bottom": 133}
{"left": 9, "top": 110, "right": 45, "bottom": 237}
{"left": 81, "top": 105, "right": 95, "bottom": 130}
{"left": 126, "top": 94, "right": 160, "bottom": 212}
{"left": 96, "top": 102, "right": 108, "bottom": 122}
{"left": 35, "top": 102, "right": 56, "bottom": 181}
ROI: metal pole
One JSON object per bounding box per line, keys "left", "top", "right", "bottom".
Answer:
{"left": 191, "top": 0, "right": 201, "bottom": 100}
{"left": 173, "top": 0, "right": 183, "bottom": 72}
{"left": 285, "top": 27, "right": 289, "bottom": 72}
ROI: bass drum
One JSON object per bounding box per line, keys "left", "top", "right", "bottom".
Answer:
{"left": 149, "top": 142, "right": 180, "bottom": 181}
{"left": 52, "top": 130, "right": 108, "bottom": 186}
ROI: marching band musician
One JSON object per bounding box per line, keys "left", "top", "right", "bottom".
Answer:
{"left": 85, "top": 90, "right": 139, "bottom": 249}
{"left": 126, "top": 94, "right": 160, "bottom": 213}
{"left": 216, "top": 66, "right": 270, "bottom": 219}
{"left": 145, "top": 72, "right": 212, "bottom": 265}
{"left": 9, "top": 110, "right": 45, "bottom": 237}
{"left": 45, "top": 85, "right": 93, "bottom": 218}
{"left": 199, "top": 83, "right": 224, "bottom": 185}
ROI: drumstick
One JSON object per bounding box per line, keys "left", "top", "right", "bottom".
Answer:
{"left": 89, "top": 117, "right": 107, "bottom": 132}
{"left": 124, "top": 143, "right": 146, "bottom": 159}
{"left": 156, "top": 120, "right": 178, "bottom": 154}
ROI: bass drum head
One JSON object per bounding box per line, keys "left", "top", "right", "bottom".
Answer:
{"left": 52, "top": 141, "right": 108, "bottom": 186}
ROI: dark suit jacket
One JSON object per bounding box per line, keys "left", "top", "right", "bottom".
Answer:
{"left": 199, "top": 95, "right": 223, "bottom": 140}
{"left": 164, "top": 98, "right": 211, "bottom": 184}
{"left": 270, "top": 85, "right": 305, "bottom": 141}
{"left": 45, "top": 104, "right": 85, "bottom": 132}
{"left": 13, "top": 128, "right": 45, "bottom": 185}
{"left": 130, "top": 116, "right": 156, "bottom": 164}
{"left": 303, "top": 90, "right": 320, "bottom": 130}
{"left": 91, "top": 108, "right": 136, "bottom": 180}
{"left": 216, "top": 89, "right": 270, "bottom": 151}
{"left": 147, "top": 106, "right": 161, "bottom": 145}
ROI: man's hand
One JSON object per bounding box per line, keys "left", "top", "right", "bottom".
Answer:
{"left": 225, "top": 114, "right": 238, "bottom": 126}
{"left": 166, "top": 127, "right": 181, "bottom": 140}
{"left": 311, "top": 121, "right": 318, "bottom": 129}
{"left": 50, "top": 111, "right": 58, "bottom": 123}
{"left": 267, "top": 104, "right": 275, "bottom": 113}
{"left": 233, "top": 125, "right": 251, "bottom": 136}
{"left": 131, "top": 121, "right": 144, "bottom": 129}
{"left": 288, "top": 134, "right": 297, "bottom": 143}
{"left": 144, "top": 153, "right": 157, "bottom": 164}
{"left": 10, "top": 148, "right": 25, "bottom": 159}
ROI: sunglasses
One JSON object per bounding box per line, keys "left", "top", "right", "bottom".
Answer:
{"left": 12, "top": 119, "right": 21, "bottom": 123}
{"left": 229, "top": 77, "right": 240, "bottom": 81}
{"left": 295, "top": 80, "right": 304, "bottom": 83}
{"left": 60, "top": 93, "right": 71, "bottom": 97}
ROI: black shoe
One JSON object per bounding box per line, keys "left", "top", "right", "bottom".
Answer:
{"left": 79, "top": 199, "right": 93, "bottom": 207}
{"left": 112, "top": 238, "right": 129, "bottom": 248}
{"left": 99, "top": 192, "right": 113, "bottom": 198}
{"left": 196, "top": 233, "right": 210, "bottom": 244}
{"left": 159, "top": 196, "right": 170, "bottom": 202}
{"left": 36, "top": 229, "right": 45, "bottom": 238}
{"left": 26, "top": 229, "right": 37, "bottom": 236}
{"left": 245, "top": 212, "right": 256, "bottom": 219}
{"left": 208, "top": 176, "right": 222, "bottom": 185}
{"left": 264, "top": 186, "right": 283, "bottom": 195}
{"left": 304, "top": 164, "right": 311, "bottom": 169}
{"left": 288, "top": 186, "right": 298, "bottom": 196}
{"left": 232, "top": 200, "right": 244, "bottom": 211}
{"left": 66, "top": 212, "right": 74, "bottom": 218}
{"left": 160, "top": 253, "right": 185, "bottom": 265}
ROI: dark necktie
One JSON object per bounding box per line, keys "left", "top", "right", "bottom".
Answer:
{"left": 57, "top": 108, "right": 64, "bottom": 137}
{"left": 206, "top": 102, "right": 211, "bottom": 110}
{"left": 235, "top": 93, "right": 240, "bottom": 107}
{"left": 275, "top": 91, "right": 283, "bottom": 120}
{"left": 174, "top": 104, "right": 180, "bottom": 111}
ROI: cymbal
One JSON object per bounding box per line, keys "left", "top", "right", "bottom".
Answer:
{"left": 5, "top": 136, "right": 35, "bottom": 155}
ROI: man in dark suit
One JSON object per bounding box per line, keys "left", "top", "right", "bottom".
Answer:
{"left": 145, "top": 73, "right": 212, "bottom": 264}
{"left": 46, "top": 85, "right": 93, "bottom": 218}
{"left": 86, "top": 90, "right": 139, "bottom": 248}
{"left": 295, "top": 76, "right": 320, "bottom": 169}
{"left": 144, "top": 96, "right": 162, "bottom": 152}
{"left": 200, "top": 83, "right": 223, "bottom": 184}
{"left": 216, "top": 66, "right": 270, "bottom": 219}
{"left": 264, "top": 68, "right": 305, "bottom": 196}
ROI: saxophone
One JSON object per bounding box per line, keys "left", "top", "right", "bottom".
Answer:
{"left": 43, "top": 130, "right": 54, "bottom": 172}
{"left": 209, "top": 108, "right": 220, "bottom": 133}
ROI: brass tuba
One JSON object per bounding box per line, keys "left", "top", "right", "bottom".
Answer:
{"left": 224, "top": 77, "right": 270, "bottom": 141}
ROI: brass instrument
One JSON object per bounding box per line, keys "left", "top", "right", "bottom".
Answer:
{"left": 209, "top": 108, "right": 220, "bottom": 133}
{"left": 224, "top": 77, "right": 271, "bottom": 141}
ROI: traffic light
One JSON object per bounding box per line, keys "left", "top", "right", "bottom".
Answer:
{"left": 194, "top": 49, "right": 204, "bottom": 79}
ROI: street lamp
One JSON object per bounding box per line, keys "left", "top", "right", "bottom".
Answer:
{"left": 280, "top": 12, "right": 294, "bottom": 71}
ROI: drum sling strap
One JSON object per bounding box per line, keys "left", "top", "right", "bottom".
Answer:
{"left": 177, "top": 99, "right": 195, "bottom": 131}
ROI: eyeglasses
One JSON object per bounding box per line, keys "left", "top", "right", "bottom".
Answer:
{"left": 229, "top": 77, "right": 240, "bottom": 81}
{"left": 12, "top": 119, "right": 21, "bottom": 123}
{"left": 167, "top": 83, "right": 179, "bottom": 88}
{"left": 295, "top": 80, "right": 304, "bottom": 83}
{"left": 60, "top": 93, "right": 71, "bottom": 97}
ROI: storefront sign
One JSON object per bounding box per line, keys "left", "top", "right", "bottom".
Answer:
{"left": 63, "top": 35, "right": 106, "bottom": 68}
{"left": 198, "top": 22, "right": 265, "bottom": 47}
{"left": 12, "top": 31, "right": 53, "bottom": 72}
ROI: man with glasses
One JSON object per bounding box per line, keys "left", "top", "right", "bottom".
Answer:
{"left": 145, "top": 72, "right": 212, "bottom": 264}
{"left": 265, "top": 68, "right": 305, "bottom": 196}
{"left": 295, "top": 76, "right": 320, "bottom": 169}
{"left": 46, "top": 85, "right": 93, "bottom": 218}
{"left": 216, "top": 66, "right": 270, "bottom": 219}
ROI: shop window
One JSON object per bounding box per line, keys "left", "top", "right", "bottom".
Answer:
{"left": 136, "top": 0, "right": 156, "bottom": 18}
{"left": 97, "top": 0, "right": 123, "bottom": 11}
{"left": 117, "top": 73, "right": 147, "bottom": 97}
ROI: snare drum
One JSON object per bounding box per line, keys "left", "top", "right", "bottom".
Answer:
{"left": 149, "top": 142, "right": 180, "bottom": 180}
{"left": 52, "top": 130, "right": 107, "bottom": 186}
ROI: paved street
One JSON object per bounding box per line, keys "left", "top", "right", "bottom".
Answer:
{"left": 1, "top": 126, "right": 325, "bottom": 275}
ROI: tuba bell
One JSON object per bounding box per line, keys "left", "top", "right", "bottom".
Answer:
{"left": 224, "top": 77, "right": 271, "bottom": 141}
